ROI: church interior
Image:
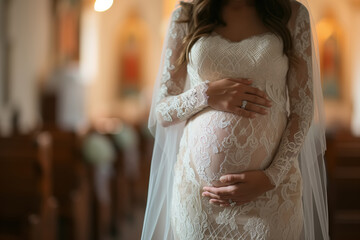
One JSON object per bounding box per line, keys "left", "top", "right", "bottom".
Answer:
{"left": 0, "top": 0, "right": 359, "bottom": 239}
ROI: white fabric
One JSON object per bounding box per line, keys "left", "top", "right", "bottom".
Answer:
{"left": 142, "top": 0, "right": 328, "bottom": 239}
{"left": 49, "top": 63, "right": 88, "bottom": 132}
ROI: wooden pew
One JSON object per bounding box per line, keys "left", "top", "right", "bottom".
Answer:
{"left": 50, "top": 130, "right": 91, "bottom": 240}
{"left": 326, "top": 130, "right": 360, "bottom": 240}
{"left": 0, "top": 132, "right": 57, "bottom": 240}
{"left": 110, "top": 125, "right": 149, "bottom": 239}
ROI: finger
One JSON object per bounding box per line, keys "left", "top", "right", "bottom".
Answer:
{"left": 242, "top": 102, "right": 268, "bottom": 115}
{"left": 220, "top": 173, "right": 246, "bottom": 184}
{"left": 202, "top": 186, "right": 233, "bottom": 197}
{"left": 202, "top": 191, "right": 221, "bottom": 200}
{"left": 229, "top": 78, "right": 252, "bottom": 85}
{"left": 220, "top": 204, "right": 231, "bottom": 207}
{"left": 243, "top": 88, "right": 272, "bottom": 107}
{"left": 243, "top": 94, "right": 272, "bottom": 108}
{"left": 228, "top": 106, "right": 256, "bottom": 119}
{"left": 209, "top": 199, "right": 229, "bottom": 205}
{"left": 243, "top": 85, "right": 269, "bottom": 99}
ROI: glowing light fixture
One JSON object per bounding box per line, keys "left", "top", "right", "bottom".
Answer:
{"left": 94, "top": 0, "right": 113, "bottom": 12}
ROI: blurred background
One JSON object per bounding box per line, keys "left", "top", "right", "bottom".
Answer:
{"left": 0, "top": 0, "right": 359, "bottom": 239}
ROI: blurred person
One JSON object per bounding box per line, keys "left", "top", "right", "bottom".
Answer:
{"left": 81, "top": 119, "right": 117, "bottom": 240}
{"left": 143, "top": 0, "right": 328, "bottom": 239}
{"left": 82, "top": 124, "right": 116, "bottom": 204}
{"left": 48, "top": 61, "right": 88, "bottom": 132}
{"left": 113, "top": 123, "right": 140, "bottom": 180}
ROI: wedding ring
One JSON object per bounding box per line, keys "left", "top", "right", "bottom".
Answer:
{"left": 241, "top": 100, "right": 248, "bottom": 109}
{"left": 228, "top": 199, "right": 236, "bottom": 207}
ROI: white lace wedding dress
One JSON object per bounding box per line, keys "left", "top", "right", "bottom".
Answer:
{"left": 155, "top": 2, "right": 313, "bottom": 239}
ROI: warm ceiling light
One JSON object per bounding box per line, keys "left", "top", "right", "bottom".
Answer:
{"left": 94, "top": 0, "right": 113, "bottom": 12}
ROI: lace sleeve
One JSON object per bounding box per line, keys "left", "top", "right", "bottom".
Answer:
{"left": 264, "top": 4, "right": 314, "bottom": 187}
{"left": 155, "top": 7, "right": 209, "bottom": 128}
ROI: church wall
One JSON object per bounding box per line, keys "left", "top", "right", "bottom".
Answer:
{"left": 81, "top": 0, "right": 163, "bottom": 124}
{"left": 309, "top": 0, "right": 360, "bottom": 134}
{"left": 0, "top": 0, "right": 52, "bottom": 135}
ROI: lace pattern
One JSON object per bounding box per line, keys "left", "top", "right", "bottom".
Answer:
{"left": 155, "top": 8, "right": 209, "bottom": 127}
{"left": 263, "top": 4, "right": 313, "bottom": 187}
{"left": 156, "top": 3, "right": 311, "bottom": 240}
{"left": 156, "top": 81, "right": 209, "bottom": 124}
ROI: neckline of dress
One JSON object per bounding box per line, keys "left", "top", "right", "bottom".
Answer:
{"left": 211, "top": 31, "right": 276, "bottom": 44}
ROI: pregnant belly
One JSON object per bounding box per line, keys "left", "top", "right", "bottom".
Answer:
{"left": 182, "top": 108, "right": 287, "bottom": 186}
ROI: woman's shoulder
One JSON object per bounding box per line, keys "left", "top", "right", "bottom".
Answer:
{"left": 289, "top": 1, "right": 310, "bottom": 28}
{"left": 170, "top": 6, "right": 182, "bottom": 22}
{"left": 290, "top": 1, "right": 310, "bottom": 20}
{"left": 167, "top": 5, "right": 189, "bottom": 38}
{"left": 170, "top": 2, "right": 191, "bottom": 22}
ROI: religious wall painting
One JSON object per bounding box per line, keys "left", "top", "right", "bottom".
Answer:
{"left": 317, "top": 13, "right": 345, "bottom": 100}
{"left": 56, "top": 0, "right": 81, "bottom": 64}
{"left": 117, "top": 9, "right": 148, "bottom": 98}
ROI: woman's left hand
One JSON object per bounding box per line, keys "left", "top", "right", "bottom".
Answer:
{"left": 202, "top": 170, "right": 275, "bottom": 207}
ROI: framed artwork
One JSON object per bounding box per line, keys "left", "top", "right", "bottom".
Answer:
{"left": 317, "top": 13, "right": 345, "bottom": 100}
{"left": 56, "top": 0, "right": 80, "bottom": 63}
{"left": 117, "top": 9, "right": 147, "bottom": 97}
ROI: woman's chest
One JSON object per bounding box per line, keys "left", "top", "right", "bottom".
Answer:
{"left": 188, "top": 33, "right": 289, "bottom": 82}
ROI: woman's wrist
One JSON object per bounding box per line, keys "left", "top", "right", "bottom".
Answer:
{"left": 196, "top": 81, "right": 210, "bottom": 108}
{"left": 205, "top": 80, "right": 215, "bottom": 106}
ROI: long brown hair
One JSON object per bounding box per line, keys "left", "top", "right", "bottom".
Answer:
{"left": 176, "top": 0, "right": 293, "bottom": 70}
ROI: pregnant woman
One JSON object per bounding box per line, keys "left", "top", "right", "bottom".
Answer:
{"left": 142, "top": 0, "right": 328, "bottom": 239}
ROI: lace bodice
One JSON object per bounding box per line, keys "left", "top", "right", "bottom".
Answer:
{"left": 156, "top": 2, "right": 313, "bottom": 188}
{"left": 142, "top": 1, "right": 325, "bottom": 239}
{"left": 153, "top": 1, "right": 315, "bottom": 239}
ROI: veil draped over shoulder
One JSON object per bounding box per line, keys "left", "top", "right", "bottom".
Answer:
{"left": 142, "top": 0, "right": 329, "bottom": 239}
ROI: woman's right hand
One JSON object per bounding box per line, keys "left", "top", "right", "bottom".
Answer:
{"left": 206, "top": 78, "right": 272, "bottom": 118}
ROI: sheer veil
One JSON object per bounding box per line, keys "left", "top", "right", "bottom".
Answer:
{"left": 295, "top": 0, "right": 329, "bottom": 239}
{"left": 142, "top": 0, "right": 329, "bottom": 239}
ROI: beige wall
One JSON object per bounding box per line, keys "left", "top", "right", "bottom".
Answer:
{"left": 0, "top": 0, "right": 52, "bottom": 135}
{"left": 81, "top": 0, "right": 163, "bottom": 124}
{"left": 308, "top": 0, "right": 360, "bottom": 134}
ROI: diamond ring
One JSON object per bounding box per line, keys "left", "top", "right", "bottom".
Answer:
{"left": 228, "top": 199, "right": 236, "bottom": 207}
{"left": 241, "top": 100, "right": 248, "bottom": 109}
